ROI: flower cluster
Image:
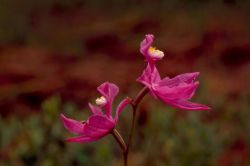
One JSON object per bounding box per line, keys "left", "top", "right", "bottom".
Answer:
{"left": 60, "top": 34, "right": 210, "bottom": 144}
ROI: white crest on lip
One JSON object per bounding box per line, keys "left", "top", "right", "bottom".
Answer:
{"left": 95, "top": 96, "right": 107, "bottom": 106}
{"left": 149, "top": 47, "right": 164, "bottom": 60}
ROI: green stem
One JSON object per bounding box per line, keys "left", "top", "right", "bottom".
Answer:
{"left": 111, "top": 129, "right": 127, "bottom": 165}
{"left": 124, "top": 87, "right": 149, "bottom": 165}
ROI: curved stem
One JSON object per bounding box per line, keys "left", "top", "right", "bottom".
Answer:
{"left": 131, "top": 86, "right": 149, "bottom": 107}
{"left": 111, "top": 129, "right": 127, "bottom": 152}
{"left": 124, "top": 86, "right": 149, "bottom": 165}
{"left": 111, "top": 129, "right": 127, "bottom": 165}
{"left": 111, "top": 86, "right": 149, "bottom": 166}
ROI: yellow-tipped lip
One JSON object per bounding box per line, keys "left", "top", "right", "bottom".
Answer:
{"left": 148, "top": 46, "right": 164, "bottom": 59}
{"left": 95, "top": 96, "right": 107, "bottom": 106}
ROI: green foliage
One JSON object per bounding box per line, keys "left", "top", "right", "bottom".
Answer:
{"left": 1, "top": 93, "right": 249, "bottom": 165}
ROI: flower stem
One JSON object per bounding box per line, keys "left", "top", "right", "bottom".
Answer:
{"left": 111, "top": 128, "right": 128, "bottom": 165}
{"left": 111, "top": 87, "right": 148, "bottom": 166}
{"left": 111, "top": 129, "right": 127, "bottom": 153}
{"left": 124, "top": 86, "right": 149, "bottom": 165}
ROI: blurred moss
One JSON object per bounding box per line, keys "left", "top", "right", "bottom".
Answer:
{"left": 42, "top": 95, "right": 61, "bottom": 121}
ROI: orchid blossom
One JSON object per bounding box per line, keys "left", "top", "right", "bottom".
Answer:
{"left": 60, "top": 82, "right": 130, "bottom": 143}
{"left": 138, "top": 34, "right": 210, "bottom": 110}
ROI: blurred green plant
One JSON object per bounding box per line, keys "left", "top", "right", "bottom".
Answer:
{"left": 1, "top": 93, "right": 249, "bottom": 165}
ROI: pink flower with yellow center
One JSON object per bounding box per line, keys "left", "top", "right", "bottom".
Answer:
{"left": 138, "top": 34, "right": 210, "bottom": 111}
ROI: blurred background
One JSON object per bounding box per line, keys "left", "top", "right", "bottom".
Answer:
{"left": 0, "top": 0, "right": 250, "bottom": 165}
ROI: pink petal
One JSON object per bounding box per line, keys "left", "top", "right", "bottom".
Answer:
{"left": 88, "top": 103, "right": 103, "bottom": 115}
{"left": 137, "top": 63, "right": 161, "bottom": 98}
{"left": 159, "top": 72, "right": 200, "bottom": 88}
{"left": 154, "top": 82, "right": 199, "bottom": 100}
{"left": 97, "top": 82, "right": 119, "bottom": 116}
{"left": 83, "top": 115, "right": 114, "bottom": 138}
{"left": 88, "top": 115, "right": 115, "bottom": 130}
{"left": 158, "top": 96, "right": 210, "bottom": 110}
{"left": 60, "top": 114, "right": 85, "bottom": 135}
{"left": 66, "top": 135, "right": 98, "bottom": 143}
{"left": 140, "top": 34, "right": 154, "bottom": 60}
{"left": 115, "top": 98, "right": 131, "bottom": 121}
{"left": 140, "top": 34, "right": 163, "bottom": 65}
{"left": 137, "top": 63, "right": 161, "bottom": 85}
{"left": 83, "top": 125, "right": 109, "bottom": 138}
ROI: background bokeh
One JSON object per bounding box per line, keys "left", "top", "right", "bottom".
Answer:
{"left": 1, "top": 0, "right": 250, "bottom": 165}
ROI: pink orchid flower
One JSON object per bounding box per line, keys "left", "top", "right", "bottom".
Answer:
{"left": 140, "top": 34, "right": 164, "bottom": 65}
{"left": 137, "top": 64, "right": 210, "bottom": 110}
{"left": 60, "top": 82, "right": 130, "bottom": 143}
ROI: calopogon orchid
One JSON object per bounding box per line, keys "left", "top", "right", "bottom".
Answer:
{"left": 138, "top": 34, "right": 210, "bottom": 111}
{"left": 60, "top": 82, "right": 130, "bottom": 143}
{"left": 60, "top": 34, "right": 210, "bottom": 166}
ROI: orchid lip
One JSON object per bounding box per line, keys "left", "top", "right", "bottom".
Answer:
{"left": 148, "top": 46, "right": 164, "bottom": 60}
{"left": 95, "top": 96, "right": 107, "bottom": 106}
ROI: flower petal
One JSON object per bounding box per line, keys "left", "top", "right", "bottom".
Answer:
{"left": 115, "top": 98, "right": 131, "bottom": 121}
{"left": 83, "top": 115, "right": 115, "bottom": 138}
{"left": 159, "top": 72, "right": 200, "bottom": 88}
{"left": 97, "top": 82, "right": 119, "bottom": 116}
{"left": 137, "top": 63, "right": 161, "bottom": 86}
{"left": 154, "top": 82, "right": 199, "bottom": 100}
{"left": 140, "top": 34, "right": 154, "bottom": 60}
{"left": 60, "top": 114, "right": 85, "bottom": 135}
{"left": 157, "top": 96, "right": 210, "bottom": 110}
{"left": 137, "top": 63, "right": 161, "bottom": 98}
{"left": 88, "top": 115, "right": 115, "bottom": 130}
{"left": 88, "top": 103, "right": 103, "bottom": 115}
{"left": 66, "top": 135, "right": 98, "bottom": 143}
